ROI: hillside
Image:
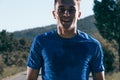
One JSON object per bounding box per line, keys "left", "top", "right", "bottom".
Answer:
{"left": 13, "top": 15, "right": 98, "bottom": 40}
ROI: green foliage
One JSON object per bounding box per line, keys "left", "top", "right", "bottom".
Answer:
{"left": 0, "top": 30, "right": 14, "bottom": 52}
{"left": 93, "top": 0, "right": 120, "bottom": 71}
{"left": 0, "top": 30, "right": 30, "bottom": 76}
{"left": 0, "top": 55, "right": 5, "bottom": 75}
{"left": 93, "top": 0, "right": 119, "bottom": 41}
{"left": 103, "top": 48, "right": 115, "bottom": 72}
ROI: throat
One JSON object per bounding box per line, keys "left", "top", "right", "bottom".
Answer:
{"left": 57, "top": 29, "right": 77, "bottom": 38}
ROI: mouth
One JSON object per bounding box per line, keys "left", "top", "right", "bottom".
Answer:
{"left": 60, "top": 19, "right": 73, "bottom": 28}
{"left": 61, "top": 19, "right": 72, "bottom": 23}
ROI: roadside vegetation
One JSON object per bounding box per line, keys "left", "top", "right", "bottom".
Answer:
{"left": 106, "top": 72, "right": 120, "bottom": 80}
{"left": 93, "top": 0, "right": 120, "bottom": 79}
{"left": 0, "top": 30, "right": 30, "bottom": 79}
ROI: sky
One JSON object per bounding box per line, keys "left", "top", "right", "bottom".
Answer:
{"left": 0, "top": 0, "right": 94, "bottom": 32}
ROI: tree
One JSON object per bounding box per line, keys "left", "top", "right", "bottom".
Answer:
{"left": 93, "top": 0, "right": 120, "bottom": 71}
{"left": 0, "top": 30, "right": 29, "bottom": 66}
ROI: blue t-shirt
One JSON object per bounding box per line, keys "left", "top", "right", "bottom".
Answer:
{"left": 27, "top": 30, "right": 104, "bottom": 80}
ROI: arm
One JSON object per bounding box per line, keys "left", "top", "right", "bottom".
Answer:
{"left": 26, "top": 36, "right": 43, "bottom": 80}
{"left": 26, "top": 66, "right": 39, "bottom": 80}
{"left": 90, "top": 41, "right": 105, "bottom": 80}
{"left": 92, "top": 71, "right": 105, "bottom": 80}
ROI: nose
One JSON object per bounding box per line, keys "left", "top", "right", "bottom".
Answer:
{"left": 63, "top": 10, "right": 70, "bottom": 17}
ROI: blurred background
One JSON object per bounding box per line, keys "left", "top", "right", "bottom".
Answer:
{"left": 0, "top": 0, "right": 120, "bottom": 80}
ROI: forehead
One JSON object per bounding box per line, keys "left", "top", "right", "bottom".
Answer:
{"left": 56, "top": 0, "right": 77, "bottom": 7}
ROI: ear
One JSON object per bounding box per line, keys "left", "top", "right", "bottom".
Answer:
{"left": 52, "top": 10, "right": 56, "bottom": 19}
{"left": 77, "top": 11, "right": 81, "bottom": 20}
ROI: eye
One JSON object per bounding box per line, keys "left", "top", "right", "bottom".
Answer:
{"left": 68, "top": 8, "right": 76, "bottom": 14}
{"left": 58, "top": 6, "right": 76, "bottom": 14}
{"left": 58, "top": 7, "right": 65, "bottom": 13}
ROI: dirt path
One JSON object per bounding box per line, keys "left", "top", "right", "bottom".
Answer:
{"left": 2, "top": 71, "right": 42, "bottom": 80}
{"left": 2, "top": 71, "right": 93, "bottom": 80}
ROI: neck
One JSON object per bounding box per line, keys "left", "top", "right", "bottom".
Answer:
{"left": 57, "top": 26, "right": 77, "bottom": 38}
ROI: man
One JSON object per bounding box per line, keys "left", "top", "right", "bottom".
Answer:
{"left": 26, "top": 0, "right": 105, "bottom": 80}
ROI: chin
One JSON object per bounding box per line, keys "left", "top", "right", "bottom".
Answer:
{"left": 62, "top": 23, "right": 72, "bottom": 28}
{"left": 62, "top": 25, "right": 71, "bottom": 29}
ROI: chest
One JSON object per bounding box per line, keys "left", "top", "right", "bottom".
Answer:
{"left": 41, "top": 41, "right": 93, "bottom": 68}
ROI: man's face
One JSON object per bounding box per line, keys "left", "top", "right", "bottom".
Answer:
{"left": 53, "top": 0, "right": 81, "bottom": 29}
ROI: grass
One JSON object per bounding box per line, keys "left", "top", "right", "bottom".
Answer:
{"left": 105, "top": 72, "right": 120, "bottom": 80}
{"left": 1, "top": 65, "right": 26, "bottom": 79}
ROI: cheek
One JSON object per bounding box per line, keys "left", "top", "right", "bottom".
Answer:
{"left": 56, "top": 16, "right": 61, "bottom": 24}
{"left": 56, "top": 14, "right": 62, "bottom": 21}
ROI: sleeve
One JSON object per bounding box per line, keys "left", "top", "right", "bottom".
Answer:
{"left": 90, "top": 42, "right": 105, "bottom": 73}
{"left": 26, "top": 36, "right": 43, "bottom": 70}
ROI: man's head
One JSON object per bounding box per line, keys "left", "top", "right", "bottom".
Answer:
{"left": 52, "top": 0, "right": 81, "bottom": 30}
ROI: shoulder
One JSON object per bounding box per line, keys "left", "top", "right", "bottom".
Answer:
{"left": 77, "top": 30, "right": 101, "bottom": 46}
{"left": 34, "top": 29, "right": 57, "bottom": 41}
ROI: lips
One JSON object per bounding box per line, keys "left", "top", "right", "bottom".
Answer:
{"left": 63, "top": 21, "right": 70, "bottom": 23}
{"left": 61, "top": 19, "right": 72, "bottom": 23}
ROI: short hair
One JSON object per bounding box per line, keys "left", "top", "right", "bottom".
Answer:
{"left": 54, "top": 0, "right": 81, "bottom": 9}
